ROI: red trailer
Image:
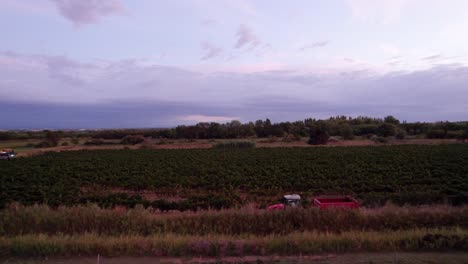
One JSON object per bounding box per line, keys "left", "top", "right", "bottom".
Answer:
{"left": 313, "top": 196, "right": 359, "bottom": 209}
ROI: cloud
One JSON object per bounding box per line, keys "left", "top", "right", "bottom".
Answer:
{"left": 1, "top": 51, "right": 468, "bottom": 129}
{"left": 200, "top": 42, "right": 222, "bottom": 60}
{"left": 299, "top": 41, "right": 329, "bottom": 51}
{"left": 422, "top": 54, "right": 442, "bottom": 61}
{"left": 235, "top": 24, "right": 260, "bottom": 49}
{"left": 50, "top": 0, "right": 124, "bottom": 26}
{"left": 178, "top": 115, "right": 240, "bottom": 123}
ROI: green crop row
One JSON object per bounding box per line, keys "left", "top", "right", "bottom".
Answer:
{"left": 1, "top": 144, "right": 467, "bottom": 208}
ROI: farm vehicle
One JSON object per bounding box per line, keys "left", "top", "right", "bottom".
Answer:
{"left": 0, "top": 149, "right": 16, "bottom": 160}
{"left": 268, "top": 194, "right": 359, "bottom": 210}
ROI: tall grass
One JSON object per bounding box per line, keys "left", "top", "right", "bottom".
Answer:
{"left": 0, "top": 228, "right": 466, "bottom": 257}
{"left": 0, "top": 204, "right": 466, "bottom": 236}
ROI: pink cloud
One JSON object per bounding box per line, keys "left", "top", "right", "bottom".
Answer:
{"left": 201, "top": 42, "right": 222, "bottom": 60}
{"left": 235, "top": 24, "right": 260, "bottom": 49}
{"left": 50, "top": 0, "right": 124, "bottom": 26}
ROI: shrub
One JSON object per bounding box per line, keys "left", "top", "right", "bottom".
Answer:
{"left": 45, "top": 131, "right": 62, "bottom": 146}
{"left": 340, "top": 124, "right": 355, "bottom": 140}
{"left": 376, "top": 123, "right": 397, "bottom": 137}
{"left": 71, "top": 137, "right": 80, "bottom": 145}
{"left": 34, "top": 140, "right": 57, "bottom": 148}
{"left": 373, "top": 136, "right": 389, "bottom": 144}
{"left": 121, "top": 135, "right": 145, "bottom": 145}
{"left": 83, "top": 139, "right": 106, "bottom": 146}
{"left": 308, "top": 126, "right": 329, "bottom": 145}
{"left": 214, "top": 141, "right": 255, "bottom": 149}
{"left": 395, "top": 130, "right": 407, "bottom": 140}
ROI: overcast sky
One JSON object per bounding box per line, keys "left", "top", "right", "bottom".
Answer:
{"left": 1, "top": 0, "right": 468, "bottom": 129}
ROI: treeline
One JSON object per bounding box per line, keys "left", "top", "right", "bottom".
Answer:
{"left": 1, "top": 116, "right": 468, "bottom": 141}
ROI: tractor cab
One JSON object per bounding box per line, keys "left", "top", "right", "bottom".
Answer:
{"left": 268, "top": 194, "right": 301, "bottom": 210}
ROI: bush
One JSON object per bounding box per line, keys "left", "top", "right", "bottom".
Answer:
{"left": 395, "top": 130, "right": 407, "bottom": 140}
{"left": 214, "top": 141, "right": 255, "bottom": 149}
{"left": 34, "top": 131, "right": 63, "bottom": 148}
{"left": 34, "top": 140, "right": 57, "bottom": 148}
{"left": 71, "top": 137, "right": 80, "bottom": 145}
{"left": 121, "top": 135, "right": 145, "bottom": 145}
{"left": 83, "top": 139, "right": 106, "bottom": 146}
{"left": 258, "top": 136, "right": 278, "bottom": 143}
{"left": 427, "top": 129, "right": 464, "bottom": 139}
{"left": 377, "top": 123, "right": 397, "bottom": 137}
{"left": 340, "top": 124, "right": 355, "bottom": 140}
{"left": 308, "top": 126, "right": 329, "bottom": 145}
{"left": 373, "top": 137, "right": 389, "bottom": 144}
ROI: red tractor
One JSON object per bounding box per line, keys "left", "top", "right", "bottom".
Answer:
{"left": 267, "top": 194, "right": 301, "bottom": 210}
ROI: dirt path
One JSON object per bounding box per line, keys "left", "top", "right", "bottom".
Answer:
{"left": 3, "top": 252, "right": 467, "bottom": 264}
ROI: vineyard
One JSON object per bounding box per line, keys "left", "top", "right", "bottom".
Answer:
{"left": 1, "top": 144, "right": 467, "bottom": 209}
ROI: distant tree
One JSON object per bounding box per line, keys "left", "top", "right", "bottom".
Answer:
{"left": 377, "top": 123, "right": 397, "bottom": 137}
{"left": 308, "top": 123, "right": 329, "bottom": 145}
{"left": 45, "top": 131, "right": 62, "bottom": 146}
{"left": 121, "top": 135, "right": 145, "bottom": 145}
{"left": 339, "top": 124, "right": 355, "bottom": 140}
{"left": 384, "top": 115, "right": 400, "bottom": 125}
{"left": 459, "top": 129, "right": 468, "bottom": 142}
{"left": 71, "top": 137, "right": 80, "bottom": 145}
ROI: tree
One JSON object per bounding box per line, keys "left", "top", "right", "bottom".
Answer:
{"left": 45, "top": 131, "right": 62, "bottom": 146}
{"left": 339, "top": 124, "right": 355, "bottom": 140}
{"left": 384, "top": 115, "right": 400, "bottom": 125}
{"left": 308, "top": 123, "right": 329, "bottom": 145}
{"left": 460, "top": 128, "right": 468, "bottom": 142}
{"left": 377, "top": 123, "right": 397, "bottom": 137}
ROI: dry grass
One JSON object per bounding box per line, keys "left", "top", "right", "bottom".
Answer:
{"left": 1, "top": 204, "right": 466, "bottom": 236}
{"left": 0, "top": 228, "right": 466, "bottom": 257}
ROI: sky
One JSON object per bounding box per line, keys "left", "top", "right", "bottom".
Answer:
{"left": 1, "top": 0, "right": 468, "bottom": 129}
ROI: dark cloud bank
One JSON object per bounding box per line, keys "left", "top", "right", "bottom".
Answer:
{"left": 1, "top": 52, "right": 467, "bottom": 129}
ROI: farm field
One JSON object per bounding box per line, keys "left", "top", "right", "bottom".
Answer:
{"left": 1, "top": 144, "right": 467, "bottom": 209}
{"left": 1, "top": 144, "right": 467, "bottom": 259}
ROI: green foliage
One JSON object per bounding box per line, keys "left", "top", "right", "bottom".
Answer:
{"left": 83, "top": 138, "right": 106, "bottom": 145}
{"left": 34, "top": 140, "right": 57, "bottom": 148}
{"left": 384, "top": 115, "right": 400, "bottom": 125}
{"left": 460, "top": 129, "right": 468, "bottom": 141}
{"left": 213, "top": 141, "right": 255, "bottom": 149}
{"left": 70, "top": 137, "right": 80, "bottom": 145}
{"left": 339, "top": 124, "right": 355, "bottom": 140}
{"left": 120, "top": 135, "right": 145, "bottom": 145}
{"left": 377, "top": 123, "right": 397, "bottom": 137}
{"left": 45, "top": 131, "right": 62, "bottom": 146}
{"left": 308, "top": 123, "right": 329, "bottom": 145}
{"left": 1, "top": 145, "right": 467, "bottom": 208}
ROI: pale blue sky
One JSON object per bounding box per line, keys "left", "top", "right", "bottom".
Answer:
{"left": 1, "top": 0, "right": 468, "bottom": 128}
